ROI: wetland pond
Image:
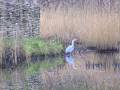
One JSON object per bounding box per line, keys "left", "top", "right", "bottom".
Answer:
{"left": 0, "top": 52, "right": 120, "bottom": 90}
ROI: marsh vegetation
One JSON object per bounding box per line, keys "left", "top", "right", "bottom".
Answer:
{"left": 1, "top": 0, "right": 120, "bottom": 90}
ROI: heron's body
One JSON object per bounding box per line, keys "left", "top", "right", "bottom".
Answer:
{"left": 65, "top": 39, "right": 77, "bottom": 54}
{"left": 65, "top": 45, "right": 74, "bottom": 53}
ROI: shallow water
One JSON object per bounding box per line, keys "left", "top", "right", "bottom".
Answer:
{"left": 0, "top": 52, "right": 120, "bottom": 90}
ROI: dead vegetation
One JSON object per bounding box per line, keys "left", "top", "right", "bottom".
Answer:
{"left": 41, "top": 9, "right": 120, "bottom": 49}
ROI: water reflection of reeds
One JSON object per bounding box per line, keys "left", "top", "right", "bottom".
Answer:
{"left": 41, "top": 53, "right": 120, "bottom": 90}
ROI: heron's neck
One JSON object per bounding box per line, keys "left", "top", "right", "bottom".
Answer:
{"left": 71, "top": 41, "right": 75, "bottom": 47}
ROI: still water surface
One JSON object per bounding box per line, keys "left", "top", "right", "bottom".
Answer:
{"left": 0, "top": 52, "right": 120, "bottom": 90}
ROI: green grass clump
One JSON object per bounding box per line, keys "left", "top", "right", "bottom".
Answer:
{"left": 22, "top": 37, "right": 64, "bottom": 55}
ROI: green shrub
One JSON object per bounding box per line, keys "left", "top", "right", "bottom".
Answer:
{"left": 22, "top": 37, "right": 64, "bottom": 55}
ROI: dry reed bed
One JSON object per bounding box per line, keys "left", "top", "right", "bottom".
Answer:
{"left": 41, "top": 10, "right": 120, "bottom": 49}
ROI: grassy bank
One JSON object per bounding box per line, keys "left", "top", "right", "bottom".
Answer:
{"left": 0, "top": 37, "right": 64, "bottom": 66}
{"left": 41, "top": 10, "right": 120, "bottom": 49}
{"left": 22, "top": 37, "right": 64, "bottom": 56}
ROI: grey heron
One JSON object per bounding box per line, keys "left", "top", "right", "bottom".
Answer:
{"left": 65, "top": 39, "right": 77, "bottom": 55}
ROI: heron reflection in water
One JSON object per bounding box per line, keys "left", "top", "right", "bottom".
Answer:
{"left": 65, "top": 55, "right": 77, "bottom": 69}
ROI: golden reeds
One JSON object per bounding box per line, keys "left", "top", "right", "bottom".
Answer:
{"left": 41, "top": 9, "right": 120, "bottom": 49}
